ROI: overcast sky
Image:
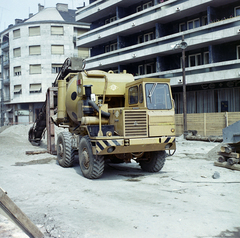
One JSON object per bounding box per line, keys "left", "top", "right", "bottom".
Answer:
{"left": 0, "top": 0, "right": 89, "bottom": 32}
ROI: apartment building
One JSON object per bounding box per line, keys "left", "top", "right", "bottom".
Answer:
{"left": 76, "top": 0, "right": 240, "bottom": 114}
{"left": 0, "top": 3, "right": 89, "bottom": 125}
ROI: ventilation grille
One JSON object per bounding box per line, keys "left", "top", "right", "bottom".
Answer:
{"left": 124, "top": 110, "right": 148, "bottom": 137}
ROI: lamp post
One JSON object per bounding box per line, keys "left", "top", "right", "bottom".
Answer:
{"left": 173, "top": 35, "right": 188, "bottom": 138}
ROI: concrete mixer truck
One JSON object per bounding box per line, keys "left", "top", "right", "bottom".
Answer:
{"left": 50, "top": 58, "right": 176, "bottom": 179}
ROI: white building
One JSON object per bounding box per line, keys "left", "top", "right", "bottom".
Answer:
{"left": 0, "top": 3, "right": 89, "bottom": 125}
{"left": 76, "top": 0, "right": 240, "bottom": 115}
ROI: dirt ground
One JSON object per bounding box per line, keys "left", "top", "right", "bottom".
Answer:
{"left": 0, "top": 124, "right": 240, "bottom": 238}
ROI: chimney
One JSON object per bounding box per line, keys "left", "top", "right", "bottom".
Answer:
{"left": 56, "top": 3, "right": 68, "bottom": 12}
{"left": 15, "top": 19, "right": 23, "bottom": 24}
{"left": 38, "top": 4, "right": 44, "bottom": 12}
{"left": 29, "top": 13, "right": 33, "bottom": 18}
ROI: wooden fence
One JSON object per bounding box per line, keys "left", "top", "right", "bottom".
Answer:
{"left": 175, "top": 112, "right": 240, "bottom": 137}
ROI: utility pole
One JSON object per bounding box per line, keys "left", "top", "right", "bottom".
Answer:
{"left": 181, "top": 35, "right": 187, "bottom": 138}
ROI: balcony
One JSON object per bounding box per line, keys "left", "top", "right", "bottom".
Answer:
{"left": 3, "top": 77, "right": 10, "bottom": 86}
{"left": 1, "top": 41, "right": 9, "bottom": 52}
{"left": 84, "top": 18, "right": 240, "bottom": 69}
{"left": 3, "top": 60, "right": 9, "bottom": 68}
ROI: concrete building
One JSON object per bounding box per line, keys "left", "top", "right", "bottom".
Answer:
{"left": 0, "top": 3, "right": 89, "bottom": 125}
{"left": 76, "top": 0, "right": 240, "bottom": 115}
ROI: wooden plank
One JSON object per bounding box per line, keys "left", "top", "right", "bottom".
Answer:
{"left": 25, "top": 150, "right": 47, "bottom": 155}
{"left": 0, "top": 188, "right": 44, "bottom": 238}
{"left": 214, "top": 161, "right": 240, "bottom": 171}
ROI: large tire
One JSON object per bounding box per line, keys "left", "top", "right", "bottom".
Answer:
{"left": 139, "top": 151, "right": 166, "bottom": 172}
{"left": 79, "top": 136, "right": 104, "bottom": 179}
{"left": 57, "top": 131, "right": 74, "bottom": 167}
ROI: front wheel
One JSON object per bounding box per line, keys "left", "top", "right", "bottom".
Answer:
{"left": 79, "top": 136, "right": 104, "bottom": 179}
{"left": 139, "top": 151, "right": 166, "bottom": 172}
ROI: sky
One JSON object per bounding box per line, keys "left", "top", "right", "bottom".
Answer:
{"left": 0, "top": 0, "right": 89, "bottom": 32}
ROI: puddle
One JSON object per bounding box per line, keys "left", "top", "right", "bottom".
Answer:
{"left": 14, "top": 157, "right": 56, "bottom": 166}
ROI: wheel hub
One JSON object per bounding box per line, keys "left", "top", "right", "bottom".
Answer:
{"left": 82, "top": 150, "right": 90, "bottom": 169}
{"left": 58, "top": 143, "right": 64, "bottom": 156}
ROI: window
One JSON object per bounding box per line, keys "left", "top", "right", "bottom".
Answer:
{"left": 29, "top": 83, "right": 42, "bottom": 93}
{"left": 29, "top": 45, "right": 41, "bottom": 55}
{"left": 110, "top": 16, "right": 117, "bottom": 22}
{"left": 29, "top": 26, "right": 40, "bottom": 36}
{"left": 51, "top": 45, "right": 64, "bottom": 55}
{"left": 138, "top": 65, "right": 144, "bottom": 75}
{"left": 105, "top": 45, "right": 110, "bottom": 53}
{"left": 14, "top": 85, "right": 22, "bottom": 94}
{"left": 51, "top": 26, "right": 64, "bottom": 35}
{"left": 204, "top": 52, "right": 209, "bottom": 64}
{"left": 110, "top": 43, "right": 117, "bottom": 51}
{"left": 144, "top": 32, "right": 154, "bottom": 42}
{"left": 143, "top": 1, "right": 152, "bottom": 10}
{"left": 179, "top": 23, "right": 185, "bottom": 32}
{"left": 145, "top": 63, "right": 154, "bottom": 74}
{"left": 138, "top": 35, "right": 143, "bottom": 44}
{"left": 136, "top": 6, "right": 141, "bottom": 12}
{"left": 129, "top": 86, "right": 138, "bottom": 104}
{"left": 237, "top": 46, "right": 240, "bottom": 59}
{"left": 146, "top": 83, "right": 172, "bottom": 110}
{"left": 13, "top": 29, "right": 20, "bottom": 39}
{"left": 202, "top": 16, "right": 208, "bottom": 26}
{"left": 52, "top": 64, "right": 62, "bottom": 74}
{"left": 235, "top": 6, "right": 240, "bottom": 16}
{"left": 30, "top": 64, "right": 41, "bottom": 74}
{"left": 189, "top": 53, "right": 201, "bottom": 67}
{"left": 187, "top": 18, "right": 200, "bottom": 30}
{"left": 105, "top": 19, "right": 110, "bottom": 24}
{"left": 13, "top": 48, "right": 21, "bottom": 57}
{"left": 14, "top": 66, "right": 21, "bottom": 76}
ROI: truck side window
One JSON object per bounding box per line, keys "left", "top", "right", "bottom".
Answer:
{"left": 139, "top": 84, "right": 143, "bottom": 103}
{"left": 129, "top": 86, "right": 138, "bottom": 104}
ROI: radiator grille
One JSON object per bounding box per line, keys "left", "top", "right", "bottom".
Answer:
{"left": 124, "top": 110, "right": 148, "bottom": 137}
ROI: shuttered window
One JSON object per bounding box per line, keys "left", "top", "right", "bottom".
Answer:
{"left": 29, "top": 26, "right": 40, "bottom": 36}
{"left": 51, "top": 45, "right": 64, "bottom": 55}
{"left": 29, "top": 45, "right": 41, "bottom": 55}
{"left": 52, "top": 64, "right": 62, "bottom": 74}
{"left": 14, "top": 85, "right": 22, "bottom": 94}
{"left": 13, "top": 29, "right": 20, "bottom": 39}
{"left": 29, "top": 83, "right": 42, "bottom": 93}
{"left": 29, "top": 64, "right": 41, "bottom": 74}
{"left": 14, "top": 66, "right": 21, "bottom": 76}
{"left": 51, "top": 26, "right": 64, "bottom": 35}
{"left": 13, "top": 48, "right": 21, "bottom": 57}
{"left": 78, "top": 48, "right": 89, "bottom": 59}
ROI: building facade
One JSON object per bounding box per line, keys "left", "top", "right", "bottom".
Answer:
{"left": 76, "top": 0, "right": 240, "bottom": 115}
{"left": 0, "top": 3, "right": 89, "bottom": 125}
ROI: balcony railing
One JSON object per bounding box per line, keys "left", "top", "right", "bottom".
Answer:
{"left": 3, "top": 78, "right": 10, "bottom": 86}
{"left": 1, "top": 41, "right": 9, "bottom": 51}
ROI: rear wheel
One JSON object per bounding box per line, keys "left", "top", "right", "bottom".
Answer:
{"left": 79, "top": 136, "right": 104, "bottom": 179}
{"left": 139, "top": 151, "right": 166, "bottom": 172}
{"left": 57, "top": 131, "right": 74, "bottom": 167}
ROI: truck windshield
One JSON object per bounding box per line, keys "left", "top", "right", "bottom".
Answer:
{"left": 146, "top": 83, "right": 172, "bottom": 110}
